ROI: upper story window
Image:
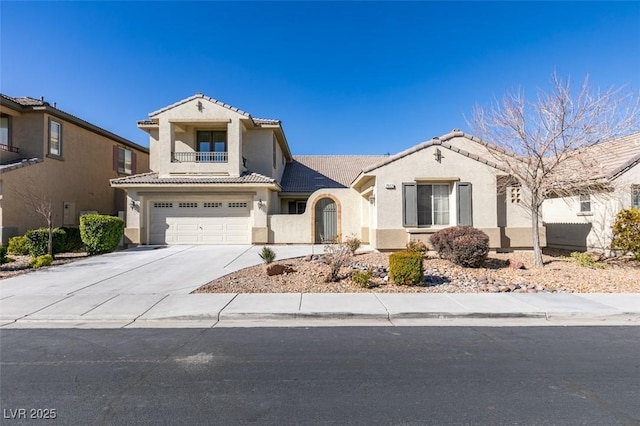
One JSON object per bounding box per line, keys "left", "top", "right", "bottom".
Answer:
{"left": 196, "top": 130, "right": 227, "bottom": 163}
{"left": 118, "top": 146, "right": 133, "bottom": 174}
{"left": 0, "top": 115, "right": 10, "bottom": 147}
{"left": 579, "top": 194, "right": 591, "bottom": 213}
{"left": 632, "top": 185, "right": 640, "bottom": 209}
{"left": 403, "top": 183, "right": 451, "bottom": 227}
{"left": 49, "top": 119, "right": 62, "bottom": 157}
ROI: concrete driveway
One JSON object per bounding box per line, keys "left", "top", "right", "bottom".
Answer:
{"left": 0, "top": 245, "right": 323, "bottom": 297}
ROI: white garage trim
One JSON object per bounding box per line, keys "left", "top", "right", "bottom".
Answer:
{"left": 148, "top": 199, "right": 251, "bottom": 244}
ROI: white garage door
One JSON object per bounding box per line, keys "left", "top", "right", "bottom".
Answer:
{"left": 149, "top": 201, "right": 250, "bottom": 245}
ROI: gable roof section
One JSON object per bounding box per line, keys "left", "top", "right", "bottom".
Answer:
{"left": 281, "top": 155, "right": 388, "bottom": 193}
{"left": 358, "top": 130, "right": 508, "bottom": 176}
{"left": 147, "top": 93, "right": 281, "bottom": 126}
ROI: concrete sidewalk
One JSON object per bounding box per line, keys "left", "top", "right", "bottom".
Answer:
{"left": 1, "top": 244, "right": 639, "bottom": 328}
{"left": 2, "top": 292, "right": 639, "bottom": 328}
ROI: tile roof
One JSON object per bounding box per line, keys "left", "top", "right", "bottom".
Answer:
{"left": 146, "top": 94, "right": 280, "bottom": 126}
{"left": 2, "top": 95, "right": 47, "bottom": 106}
{"left": 110, "top": 171, "right": 277, "bottom": 186}
{"left": 545, "top": 132, "right": 640, "bottom": 190}
{"left": 360, "top": 130, "right": 508, "bottom": 174}
{"left": 0, "top": 158, "right": 42, "bottom": 173}
{"left": 281, "top": 155, "right": 388, "bottom": 193}
{"left": 583, "top": 132, "right": 640, "bottom": 179}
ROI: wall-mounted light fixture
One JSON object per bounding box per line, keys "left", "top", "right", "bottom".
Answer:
{"left": 129, "top": 199, "right": 140, "bottom": 211}
{"left": 257, "top": 199, "right": 265, "bottom": 210}
{"left": 368, "top": 194, "right": 375, "bottom": 205}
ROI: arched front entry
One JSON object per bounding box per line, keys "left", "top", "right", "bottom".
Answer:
{"left": 314, "top": 197, "right": 339, "bottom": 243}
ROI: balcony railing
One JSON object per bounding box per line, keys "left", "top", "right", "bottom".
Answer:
{"left": 171, "top": 151, "right": 228, "bottom": 163}
{"left": 0, "top": 144, "right": 19, "bottom": 153}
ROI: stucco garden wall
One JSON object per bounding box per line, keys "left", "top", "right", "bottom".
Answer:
{"left": 268, "top": 188, "right": 364, "bottom": 244}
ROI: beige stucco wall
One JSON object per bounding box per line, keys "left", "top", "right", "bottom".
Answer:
{"left": 268, "top": 188, "right": 365, "bottom": 244}
{"left": 363, "top": 140, "right": 542, "bottom": 251}
{"left": 0, "top": 113, "right": 150, "bottom": 244}
{"left": 542, "top": 162, "right": 640, "bottom": 251}
{"left": 242, "top": 129, "right": 286, "bottom": 180}
{"left": 372, "top": 142, "right": 501, "bottom": 229}
{"left": 151, "top": 98, "right": 244, "bottom": 177}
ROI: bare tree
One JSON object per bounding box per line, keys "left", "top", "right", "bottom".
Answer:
{"left": 470, "top": 72, "right": 639, "bottom": 267}
{"left": 16, "top": 177, "right": 56, "bottom": 256}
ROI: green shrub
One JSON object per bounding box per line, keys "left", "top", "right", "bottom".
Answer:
{"left": 406, "top": 240, "right": 428, "bottom": 256}
{"left": 610, "top": 208, "right": 640, "bottom": 260}
{"left": 568, "top": 251, "right": 606, "bottom": 269}
{"left": 61, "top": 227, "right": 85, "bottom": 252}
{"left": 258, "top": 246, "right": 277, "bottom": 264}
{"left": 80, "top": 214, "right": 125, "bottom": 255}
{"left": 0, "top": 246, "right": 7, "bottom": 264}
{"left": 343, "top": 234, "right": 362, "bottom": 255}
{"left": 25, "top": 228, "right": 67, "bottom": 257}
{"left": 389, "top": 251, "right": 424, "bottom": 285}
{"left": 430, "top": 226, "right": 489, "bottom": 268}
{"left": 7, "top": 236, "right": 30, "bottom": 255}
{"left": 29, "top": 254, "right": 53, "bottom": 269}
{"left": 352, "top": 269, "right": 373, "bottom": 288}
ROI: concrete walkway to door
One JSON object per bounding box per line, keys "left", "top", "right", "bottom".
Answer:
{"left": 0, "top": 245, "right": 327, "bottom": 297}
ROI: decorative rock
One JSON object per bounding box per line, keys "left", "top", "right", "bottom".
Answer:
{"left": 266, "top": 264, "right": 296, "bottom": 276}
{"left": 507, "top": 259, "right": 526, "bottom": 270}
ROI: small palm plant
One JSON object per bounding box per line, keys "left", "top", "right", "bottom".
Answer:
{"left": 258, "top": 246, "right": 277, "bottom": 264}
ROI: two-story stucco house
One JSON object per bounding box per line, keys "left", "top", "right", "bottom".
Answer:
{"left": 112, "top": 94, "right": 541, "bottom": 250}
{"left": 0, "top": 94, "right": 150, "bottom": 245}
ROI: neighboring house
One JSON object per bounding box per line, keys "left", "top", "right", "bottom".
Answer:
{"left": 542, "top": 132, "right": 640, "bottom": 251}
{"left": 112, "top": 93, "right": 542, "bottom": 250}
{"left": 0, "top": 94, "right": 150, "bottom": 245}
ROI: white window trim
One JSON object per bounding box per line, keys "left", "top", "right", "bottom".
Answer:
{"left": 48, "top": 119, "right": 62, "bottom": 157}
{"left": 118, "top": 146, "right": 133, "bottom": 174}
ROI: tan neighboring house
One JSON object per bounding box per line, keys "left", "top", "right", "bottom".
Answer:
{"left": 0, "top": 94, "right": 150, "bottom": 245}
{"left": 112, "top": 93, "right": 542, "bottom": 250}
{"left": 542, "top": 132, "right": 640, "bottom": 251}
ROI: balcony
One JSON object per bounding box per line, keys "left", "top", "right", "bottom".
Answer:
{"left": 171, "top": 151, "right": 228, "bottom": 163}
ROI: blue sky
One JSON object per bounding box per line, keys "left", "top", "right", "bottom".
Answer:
{"left": 2, "top": 1, "right": 639, "bottom": 155}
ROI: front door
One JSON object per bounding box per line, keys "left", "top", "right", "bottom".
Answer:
{"left": 315, "top": 198, "right": 338, "bottom": 243}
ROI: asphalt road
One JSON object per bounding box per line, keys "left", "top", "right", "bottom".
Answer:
{"left": 1, "top": 327, "right": 639, "bottom": 425}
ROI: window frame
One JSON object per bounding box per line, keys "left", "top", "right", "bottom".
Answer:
{"left": 579, "top": 194, "right": 591, "bottom": 213}
{"left": 196, "top": 130, "right": 227, "bottom": 163}
{"left": 48, "top": 118, "right": 62, "bottom": 158}
{"left": 632, "top": 185, "right": 640, "bottom": 209}
{"left": 0, "top": 115, "right": 11, "bottom": 147}
{"left": 403, "top": 182, "right": 452, "bottom": 227}
{"left": 118, "top": 146, "right": 133, "bottom": 175}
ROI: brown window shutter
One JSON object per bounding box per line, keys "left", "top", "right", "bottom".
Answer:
{"left": 131, "top": 151, "right": 137, "bottom": 174}
{"left": 113, "top": 145, "right": 119, "bottom": 171}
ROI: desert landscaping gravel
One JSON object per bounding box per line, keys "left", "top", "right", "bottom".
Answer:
{"left": 194, "top": 251, "right": 640, "bottom": 294}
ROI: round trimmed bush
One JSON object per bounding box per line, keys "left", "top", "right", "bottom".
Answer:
{"left": 430, "top": 226, "right": 489, "bottom": 268}
{"left": 80, "top": 214, "right": 125, "bottom": 255}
